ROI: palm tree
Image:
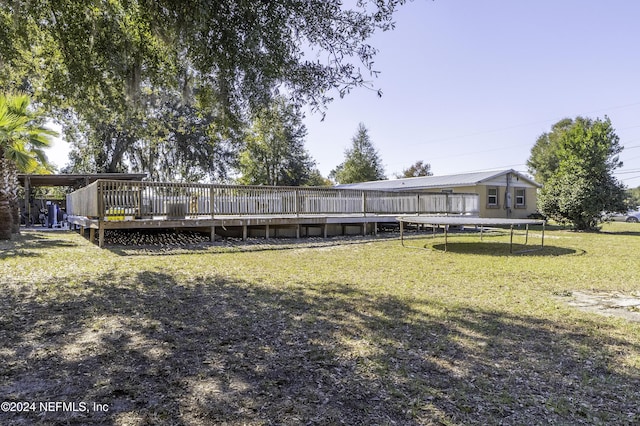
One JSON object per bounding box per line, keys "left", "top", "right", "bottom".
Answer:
{"left": 0, "top": 93, "right": 56, "bottom": 239}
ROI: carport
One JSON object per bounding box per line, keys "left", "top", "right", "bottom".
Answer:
{"left": 17, "top": 173, "right": 146, "bottom": 226}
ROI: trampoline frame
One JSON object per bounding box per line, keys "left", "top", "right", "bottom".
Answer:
{"left": 397, "top": 216, "right": 546, "bottom": 254}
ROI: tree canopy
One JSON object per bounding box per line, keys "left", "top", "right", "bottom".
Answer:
{"left": 330, "top": 123, "right": 386, "bottom": 184}
{"left": 527, "top": 118, "right": 573, "bottom": 184}
{"left": 531, "top": 117, "right": 627, "bottom": 230}
{"left": 1, "top": 0, "right": 406, "bottom": 180}
{"left": 627, "top": 186, "right": 640, "bottom": 210}
{"left": 396, "top": 160, "right": 432, "bottom": 178}
{"left": 237, "top": 98, "right": 318, "bottom": 186}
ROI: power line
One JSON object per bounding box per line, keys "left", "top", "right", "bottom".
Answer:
{"left": 614, "top": 169, "right": 640, "bottom": 175}
{"left": 398, "top": 103, "right": 640, "bottom": 152}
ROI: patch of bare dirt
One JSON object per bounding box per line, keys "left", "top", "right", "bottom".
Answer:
{"left": 559, "top": 290, "right": 640, "bottom": 322}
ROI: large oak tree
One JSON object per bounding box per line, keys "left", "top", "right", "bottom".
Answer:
{"left": 1, "top": 0, "right": 407, "bottom": 180}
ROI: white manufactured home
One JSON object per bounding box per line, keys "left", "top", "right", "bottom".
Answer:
{"left": 336, "top": 169, "right": 542, "bottom": 220}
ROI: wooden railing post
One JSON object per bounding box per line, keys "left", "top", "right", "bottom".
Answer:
{"left": 209, "top": 185, "right": 215, "bottom": 218}
{"left": 97, "top": 180, "right": 104, "bottom": 219}
{"left": 362, "top": 191, "right": 366, "bottom": 217}
{"left": 445, "top": 193, "right": 450, "bottom": 215}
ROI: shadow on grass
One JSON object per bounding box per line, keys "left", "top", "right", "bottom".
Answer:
{"left": 599, "top": 230, "right": 640, "bottom": 237}
{"left": 105, "top": 234, "right": 399, "bottom": 257}
{"left": 1, "top": 271, "right": 639, "bottom": 425}
{"left": 430, "top": 242, "right": 583, "bottom": 257}
{"left": 0, "top": 232, "right": 80, "bottom": 259}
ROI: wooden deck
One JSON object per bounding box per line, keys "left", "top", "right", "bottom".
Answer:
{"left": 66, "top": 180, "right": 480, "bottom": 247}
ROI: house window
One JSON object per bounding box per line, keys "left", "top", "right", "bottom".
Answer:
{"left": 487, "top": 187, "right": 498, "bottom": 207}
{"left": 515, "top": 188, "right": 526, "bottom": 208}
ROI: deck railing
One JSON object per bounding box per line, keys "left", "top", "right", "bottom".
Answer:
{"left": 66, "top": 180, "right": 479, "bottom": 220}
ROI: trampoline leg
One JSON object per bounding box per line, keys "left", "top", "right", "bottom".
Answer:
{"left": 509, "top": 225, "right": 514, "bottom": 254}
{"left": 444, "top": 225, "right": 448, "bottom": 252}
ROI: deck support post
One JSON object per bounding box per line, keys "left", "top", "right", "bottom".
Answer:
{"left": 265, "top": 224, "right": 270, "bottom": 239}
{"left": 210, "top": 226, "right": 215, "bottom": 242}
{"left": 242, "top": 224, "right": 247, "bottom": 241}
{"left": 323, "top": 224, "right": 328, "bottom": 238}
{"left": 98, "top": 226, "right": 105, "bottom": 248}
{"left": 374, "top": 222, "right": 378, "bottom": 236}
{"left": 296, "top": 224, "right": 300, "bottom": 239}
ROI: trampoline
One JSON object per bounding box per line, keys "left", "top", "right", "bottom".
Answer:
{"left": 397, "top": 216, "right": 546, "bottom": 253}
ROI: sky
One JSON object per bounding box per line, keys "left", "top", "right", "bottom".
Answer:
{"left": 301, "top": 0, "right": 640, "bottom": 187}
{"left": 46, "top": 0, "right": 640, "bottom": 187}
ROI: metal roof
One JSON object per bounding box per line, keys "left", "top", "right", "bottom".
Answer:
{"left": 335, "top": 169, "right": 541, "bottom": 191}
{"left": 18, "top": 173, "right": 147, "bottom": 188}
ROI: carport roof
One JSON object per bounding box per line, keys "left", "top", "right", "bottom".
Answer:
{"left": 18, "top": 173, "right": 147, "bottom": 188}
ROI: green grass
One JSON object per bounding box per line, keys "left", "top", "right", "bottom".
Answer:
{"left": 1, "top": 223, "right": 640, "bottom": 425}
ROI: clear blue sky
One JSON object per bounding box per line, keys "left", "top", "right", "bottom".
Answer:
{"left": 47, "top": 0, "right": 640, "bottom": 187}
{"left": 302, "top": 0, "right": 640, "bottom": 187}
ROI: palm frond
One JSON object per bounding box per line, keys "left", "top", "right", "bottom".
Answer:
{"left": 1, "top": 93, "right": 57, "bottom": 172}
{"left": 4, "top": 141, "right": 35, "bottom": 172}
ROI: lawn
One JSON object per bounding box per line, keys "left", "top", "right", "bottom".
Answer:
{"left": 1, "top": 223, "right": 639, "bottom": 425}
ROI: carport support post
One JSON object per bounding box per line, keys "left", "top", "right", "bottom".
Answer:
{"left": 24, "top": 176, "right": 30, "bottom": 225}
